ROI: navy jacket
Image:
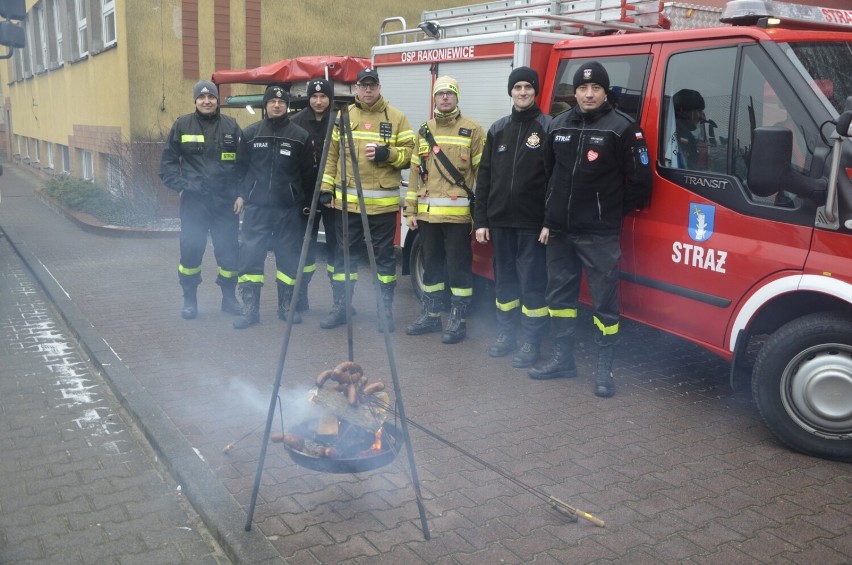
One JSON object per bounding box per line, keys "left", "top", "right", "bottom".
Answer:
{"left": 544, "top": 102, "right": 651, "bottom": 234}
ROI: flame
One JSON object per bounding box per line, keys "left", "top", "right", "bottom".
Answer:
{"left": 370, "top": 428, "right": 383, "bottom": 453}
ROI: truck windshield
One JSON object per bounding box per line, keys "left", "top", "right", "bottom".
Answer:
{"left": 783, "top": 42, "right": 852, "bottom": 116}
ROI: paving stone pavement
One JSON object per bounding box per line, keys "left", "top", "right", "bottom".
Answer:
{"left": 0, "top": 229, "right": 230, "bottom": 563}
{"left": 1, "top": 163, "right": 850, "bottom": 564}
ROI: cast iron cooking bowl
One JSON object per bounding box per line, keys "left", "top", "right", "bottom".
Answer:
{"left": 282, "top": 420, "right": 403, "bottom": 474}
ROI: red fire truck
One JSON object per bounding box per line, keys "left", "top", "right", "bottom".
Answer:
{"left": 373, "top": 0, "right": 852, "bottom": 461}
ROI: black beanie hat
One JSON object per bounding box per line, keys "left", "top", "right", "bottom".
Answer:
{"left": 306, "top": 78, "right": 333, "bottom": 99}
{"left": 263, "top": 85, "right": 290, "bottom": 106}
{"left": 573, "top": 62, "right": 610, "bottom": 92}
{"left": 507, "top": 66, "right": 539, "bottom": 95}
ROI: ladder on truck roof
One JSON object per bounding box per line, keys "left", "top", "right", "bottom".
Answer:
{"left": 423, "top": 0, "right": 668, "bottom": 33}
{"left": 378, "top": 0, "right": 720, "bottom": 45}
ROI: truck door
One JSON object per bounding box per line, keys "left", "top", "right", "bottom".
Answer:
{"left": 621, "top": 41, "right": 820, "bottom": 352}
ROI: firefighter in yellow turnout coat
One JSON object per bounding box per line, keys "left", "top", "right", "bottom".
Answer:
{"left": 319, "top": 68, "right": 415, "bottom": 332}
{"left": 404, "top": 76, "right": 484, "bottom": 344}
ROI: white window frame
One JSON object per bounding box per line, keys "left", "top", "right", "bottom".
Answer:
{"left": 61, "top": 145, "right": 70, "bottom": 173}
{"left": 101, "top": 0, "right": 115, "bottom": 47}
{"left": 49, "top": 0, "right": 63, "bottom": 65}
{"left": 79, "top": 149, "right": 93, "bottom": 180}
{"left": 33, "top": 139, "right": 40, "bottom": 164}
{"left": 32, "top": 4, "right": 47, "bottom": 72}
{"left": 46, "top": 142, "right": 54, "bottom": 169}
{"left": 75, "top": 0, "right": 87, "bottom": 57}
{"left": 105, "top": 153, "right": 123, "bottom": 195}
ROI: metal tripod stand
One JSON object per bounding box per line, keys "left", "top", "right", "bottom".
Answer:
{"left": 244, "top": 98, "right": 430, "bottom": 540}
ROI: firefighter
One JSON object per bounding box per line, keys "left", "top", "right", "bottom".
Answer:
{"left": 531, "top": 62, "right": 652, "bottom": 397}
{"left": 673, "top": 88, "right": 707, "bottom": 170}
{"left": 159, "top": 80, "right": 243, "bottom": 320}
{"left": 290, "top": 78, "right": 338, "bottom": 313}
{"left": 232, "top": 85, "right": 314, "bottom": 329}
{"left": 473, "top": 67, "right": 551, "bottom": 368}
{"left": 404, "top": 76, "right": 484, "bottom": 344}
{"left": 319, "top": 68, "right": 415, "bottom": 333}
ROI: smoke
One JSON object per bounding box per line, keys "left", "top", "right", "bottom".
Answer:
{"left": 223, "top": 377, "right": 323, "bottom": 428}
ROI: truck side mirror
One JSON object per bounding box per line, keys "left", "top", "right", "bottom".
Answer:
{"left": 749, "top": 127, "right": 827, "bottom": 201}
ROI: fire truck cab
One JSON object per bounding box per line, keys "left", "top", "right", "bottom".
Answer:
{"left": 374, "top": 0, "right": 852, "bottom": 461}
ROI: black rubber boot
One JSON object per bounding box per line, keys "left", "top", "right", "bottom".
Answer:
{"left": 488, "top": 332, "right": 516, "bottom": 357}
{"left": 406, "top": 294, "right": 442, "bottom": 336}
{"left": 277, "top": 283, "right": 302, "bottom": 324}
{"left": 295, "top": 271, "right": 313, "bottom": 312}
{"left": 181, "top": 284, "right": 198, "bottom": 320}
{"left": 594, "top": 345, "right": 616, "bottom": 398}
{"left": 512, "top": 342, "right": 540, "bottom": 368}
{"left": 320, "top": 283, "right": 352, "bottom": 329}
{"left": 441, "top": 303, "right": 468, "bottom": 344}
{"left": 528, "top": 339, "right": 577, "bottom": 380}
{"left": 220, "top": 280, "right": 241, "bottom": 315}
{"left": 233, "top": 285, "right": 261, "bottom": 329}
{"left": 377, "top": 286, "right": 395, "bottom": 333}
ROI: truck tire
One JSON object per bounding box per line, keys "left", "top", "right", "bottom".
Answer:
{"left": 751, "top": 312, "right": 852, "bottom": 461}
{"left": 409, "top": 232, "right": 425, "bottom": 300}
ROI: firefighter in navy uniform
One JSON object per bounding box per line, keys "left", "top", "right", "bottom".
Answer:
{"left": 473, "top": 67, "right": 552, "bottom": 369}
{"left": 159, "top": 80, "right": 243, "bottom": 320}
{"left": 531, "top": 62, "right": 652, "bottom": 397}
{"left": 319, "top": 68, "right": 415, "bottom": 333}
{"left": 290, "top": 78, "right": 337, "bottom": 313}
{"left": 232, "top": 85, "right": 314, "bottom": 329}
{"left": 404, "top": 76, "right": 484, "bottom": 344}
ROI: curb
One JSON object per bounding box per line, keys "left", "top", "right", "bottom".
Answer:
{"left": 1, "top": 168, "right": 283, "bottom": 564}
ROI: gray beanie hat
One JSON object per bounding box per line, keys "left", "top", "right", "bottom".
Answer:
{"left": 193, "top": 80, "right": 219, "bottom": 101}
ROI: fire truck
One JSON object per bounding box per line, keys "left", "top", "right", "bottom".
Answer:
{"left": 373, "top": 0, "right": 852, "bottom": 461}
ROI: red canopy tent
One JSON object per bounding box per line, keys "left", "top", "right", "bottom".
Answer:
{"left": 211, "top": 55, "right": 371, "bottom": 86}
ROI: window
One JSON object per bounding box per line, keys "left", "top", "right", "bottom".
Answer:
{"left": 33, "top": 4, "right": 47, "bottom": 72}
{"left": 24, "top": 137, "right": 30, "bottom": 160}
{"left": 47, "top": 0, "right": 63, "bottom": 66}
{"left": 79, "top": 149, "right": 93, "bottom": 180}
{"left": 75, "top": 0, "right": 87, "bottom": 57}
{"left": 33, "top": 139, "right": 40, "bottom": 164}
{"left": 105, "top": 154, "right": 123, "bottom": 195}
{"left": 46, "top": 142, "right": 54, "bottom": 169}
{"left": 661, "top": 48, "right": 736, "bottom": 174}
{"left": 102, "top": 0, "right": 115, "bottom": 46}
{"left": 549, "top": 55, "right": 651, "bottom": 122}
{"left": 61, "top": 145, "right": 70, "bottom": 172}
{"left": 732, "top": 45, "right": 819, "bottom": 186}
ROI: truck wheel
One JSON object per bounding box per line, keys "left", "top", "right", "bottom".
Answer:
{"left": 409, "top": 232, "right": 425, "bottom": 300}
{"left": 751, "top": 312, "right": 852, "bottom": 461}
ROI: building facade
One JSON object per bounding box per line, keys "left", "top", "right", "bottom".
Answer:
{"left": 1, "top": 0, "right": 276, "bottom": 214}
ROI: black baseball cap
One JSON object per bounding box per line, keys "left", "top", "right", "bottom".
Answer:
{"left": 357, "top": 68, "right": 380, "bottom": 84}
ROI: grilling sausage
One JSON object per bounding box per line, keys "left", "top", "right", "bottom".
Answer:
{"left": 363, "top": 382, "right": 385, "bottom": 395}
{"left": 315, "top": 369, "right": 335, "bottom": 387}
{"left": 333, "top": 361, "right": 364, "bottom": 384}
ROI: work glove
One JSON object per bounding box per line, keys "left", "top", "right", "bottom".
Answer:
{"left": 373, "top": 145, "right": 390, "bottom": 162}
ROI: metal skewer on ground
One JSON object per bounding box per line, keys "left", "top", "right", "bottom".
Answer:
{"left": 366, "top": 396, "right": 605, "bottom": 528}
